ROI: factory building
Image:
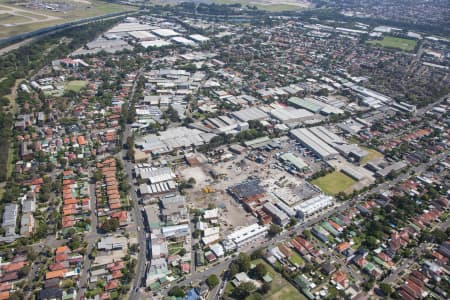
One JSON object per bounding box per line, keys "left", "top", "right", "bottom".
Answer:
{"left": 263, "top": 203, "right": 290, "bottom": 226}
{"left": 308, "top": 126, "right": 368, "bottom": 161}
{"left": 269, "top": 107, "right": 315, "bottom": 125}
{"left": 231, "top": 107, "right": 269, "bottom": 122}
{"left": 290, "top": 128, "right": 339, "bottom": 160}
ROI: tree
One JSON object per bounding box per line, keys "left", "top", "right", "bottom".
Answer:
{"left": 233, "top": 281, "right": 255, "bottom": 298}
{"left": 101, "top": 218, "right": 120, "bottom": 233}
{"left": 168, "top": 286, "right": 185, "bottom": 298}
{"left": 250, "top": 248, "right": 264, "bottom": 260}
{"left": 18, "top": 265, "right": 31, "bottom": 278}
{"left": 93, "top": 170, "right": 103, "bottom": 182}
{"left": 187, "top": 177, "right": 196, "bottom": 185}
{"left": 229, "top": 262, "right": 240, "bottom": 277}
{"left": 206, "top": 274, "right": 220, "bottom": 288}
{"left": 268, "top": 224, "right": 282, "bottom": 237}
{"left": 289, "top": 217, "right": 297, "bottom": 227}
{"left": 260, "top": 282, "right": 271, "bottom": 294}
{"left": 251, "top": 263, "right": 267, "bottom": 280}
{"left": 68, "top": 235, "right": 81, "bottom": 250}
{"left": 61, "top": 279, "right": 74, "bottom": 289}
{"left": 179, "top": 248, "right": 187, "bottom": 257}
{"left": 245, "top": 293, "right": 263, "bottom": 300}
{"left": 303, "top": 229, "right": 312, "bottom": 239}
{"left": 379, "top": 283, "right": 392, "bottom": 296}
{"left": 236, "top": 252, "right": 251, "bottom": 273}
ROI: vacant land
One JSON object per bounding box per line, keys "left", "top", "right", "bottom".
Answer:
{"left": 0, "top": 1, "right": 136, "bottom": 39}
{"left": 311, "top": 171, "right": 356, "bottom": 195}
{"left": 360, "top": 147, "right": 383, "bottom": 164}
{"left": 65, "top": 80, "right": 88, "bottom": 92}
{"left": 367, "top": 36, "right": 417, "bottom": 52}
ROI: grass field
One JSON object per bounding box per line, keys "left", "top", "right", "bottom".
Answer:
{"left": 311, "top": 171, "right": 357, "bottom": 195}
{"left": 65, "top": 80, "right": 88, "bottom": 92}
{"left": 367, "top": 36, "right": 417, "bottom": 52}
{"left": 360, "top": 147, "right": 383, "bottom": 164}
{"left": 210, "top": 0, "right": 309, "bottom": 11}
{"left": 0, "top": 1, "right": 137, "bottom": 39}
{"left": 251, "top": 259, "right": 306, "bottom": 300}
{"left": 0, "top": 13, "right": 30, "bottom": 24}
{"left": 6, "top": 144, "right": 14, "bottom": 180}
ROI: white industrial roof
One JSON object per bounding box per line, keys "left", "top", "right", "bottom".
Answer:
{"left": 152, "top": 28, "right": 180, "bottom": 37}
{"left": 108, "top": 22, "right": 154, "bottom": 33}
{"left": 270, "top": 107, "right": 314, "bottom": 122}
{"left": 189, "top": 34, "right": 210, "bottom": 42}
{"left": 171, "top": 36, "right": 197, "bottom": 46}
{"left": 129, "top": 31, "right": 157, "bottom": 40}
{"left": 140, "top": 40, "right": 172, "bottom": 48}
{"left": 231, "top": 107, "right": 269, "bottom": 122}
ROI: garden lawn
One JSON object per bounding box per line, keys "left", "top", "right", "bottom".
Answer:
{"left": 311, "top": 171, "right": 356, "bottom": 195}
{"left": 288, "top": 252, "right": 304, "bottom": 267}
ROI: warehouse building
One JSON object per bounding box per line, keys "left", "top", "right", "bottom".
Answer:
{"left": 231, "top": 107, "right": 269, "bottom": 122}
{"left": 288, "top": 97, "right": 323, "bottom": 113}
{"left": 135, "top": 127, "right": 217, "bottom": 154}
{"left": 108, "top": 22, "right": 154, "bottom": 33}
{"left": 140, "top": 40, "right": 172, "bottom": 48}
{"left": 2, "top": 203, "right": 18, "bottom": 236}
{"left": 341, "top": 167, "right": 367, "bottom": 181}
{"left": 161, "top": 224, "right": 190, "bottom": 239}
{"left": 189, "top": 34, "right": 210, "bottom": 42}
{"left": 274, "top": 199, "right": 296, "bottom": 218}
{"left": 294, "top": 195, "right": 334, "bottom": 219}
{"left": 135, "top": 166, "right": 175, "bottom": 184}
{"left": 263, "top": 203, "right": 289, "bottom": 226}
{"left": 152, "top": 28, "right": 180, "bottom": 37}
{"left": 128, "top": 31, "right": 158, "bottom": 41}
{"left": 290, "top": 128, "right": 339, "bottom": 160}
{"left": 171, "top": 36, "right": 197, "bottom": 47}
{"left": 308, "top": 126, "right": 368, "bottom": 161}
{"left": 225, "top": 223, "right": 268, "bottom": 249}
{"left": 279, "top": 152, "right": 309, "bottom": 172}
{"left": 269, "top": 107, "right": 315, "bottom": 125}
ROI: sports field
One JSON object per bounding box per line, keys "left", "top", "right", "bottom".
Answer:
{"left": 0, "top": 1, "right": 136, "bottom": 39}
{"left": 65, "top": 80, "right": 88, "bottom": 92}
{"left": 311, "top": 171, "right": 356, "bottom": 195}
{"left": 210, "top": 0, "right": 311, "bottom": 11}
{"left": 367, "top": 36, "right": 417, "bottom": 52}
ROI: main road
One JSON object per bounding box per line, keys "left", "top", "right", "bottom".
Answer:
{"left": 119, "top": 69, "right": 148, "bottom": 300}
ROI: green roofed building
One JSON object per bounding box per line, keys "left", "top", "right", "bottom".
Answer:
{"left": 280, "top": 152, "right": 309, "bottom": 171}
{"left": 263, "top": 274, "right": 273, "bottom": 283}
{"left": 288, "top": 97, "right": 323, "bottom": 113}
